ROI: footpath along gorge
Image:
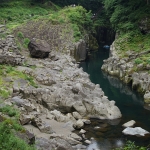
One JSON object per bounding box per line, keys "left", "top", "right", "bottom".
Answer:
{"left": 0, "top": 0, "right": 150, "bottom": 150}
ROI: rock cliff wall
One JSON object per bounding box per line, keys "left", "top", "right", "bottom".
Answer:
{"left": 0, "top": 25, "right": 25, "bottom": 65}
{"left": 102, "top": 41, "right": 150, "bottom": 104}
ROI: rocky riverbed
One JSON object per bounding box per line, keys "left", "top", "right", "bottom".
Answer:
{"left": 0, "top": 24, "right": 122, "bottom": 150}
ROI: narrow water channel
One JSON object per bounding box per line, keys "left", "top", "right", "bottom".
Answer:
{"left": 79, "top": 47, "right": 150, "bottom": 150}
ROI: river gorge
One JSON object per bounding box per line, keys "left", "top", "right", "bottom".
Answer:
{"left": 79, "top": 47, "right": 150, "bottom": 150}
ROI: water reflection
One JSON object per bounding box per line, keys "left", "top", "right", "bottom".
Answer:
{"left": 102, "top": 71, "right": 144, "bottom": 105}
{"left": 87, "top": 139, "right": 125, "bottom": 150}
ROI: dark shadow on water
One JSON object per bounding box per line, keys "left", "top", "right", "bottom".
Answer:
{"left": 79, "top": 48, "right": 150, "bottom": 150}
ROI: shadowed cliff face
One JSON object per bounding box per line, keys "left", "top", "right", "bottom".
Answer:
{"left": 94, "top": 27, "right": 115, "bottom": 46}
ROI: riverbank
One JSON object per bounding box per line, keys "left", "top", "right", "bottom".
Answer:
{"left": 102, "top": 41, "right": 150, "bottom": 104}
{"left": 0, "top": 24, "right": 122, "bottom": 149}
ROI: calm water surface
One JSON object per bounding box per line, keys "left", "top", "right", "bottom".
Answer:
{"left": 79, "top": 48, "right": 150, "bottom": 150}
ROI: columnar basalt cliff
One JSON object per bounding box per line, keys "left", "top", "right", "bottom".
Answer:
{"left": 102, "top": 41, "right": 150, "bottom": 104}
{"left": 14, "top": 20, "right": 98, "bottom": 62}
{"left": 0, "top": 25, "right": 25, "bottom": 65}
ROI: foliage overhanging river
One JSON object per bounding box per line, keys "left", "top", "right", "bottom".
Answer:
{"left": 79, "top": 47, "right": 150, "bottom": 150}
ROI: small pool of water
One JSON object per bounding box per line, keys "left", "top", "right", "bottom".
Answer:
{"left": 79, "top": 48, "right": 150, "bottom": 150}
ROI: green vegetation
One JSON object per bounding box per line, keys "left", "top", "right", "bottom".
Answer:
{"left": 0, "top": 64, "right": 38, "bottom": 100}
{"left": 115, "top": 32, "right": 150, "bottom": 66}
{"left": 17, "top": 31, "right": 24, "bottom": 39}
{"left": 134, "top": 58, "right": 143, "bottom": 65}
{"left": 0, "top": 0, "right": 93, "bottom": 42}
{"left": 23, "top": 38, "right": 30, "bottom": 48}
{"left": 0, "top": 0, "right": 150, "bottom": 149}
{"left": 0, "top": 119, "right": 35, "bottom": 150}
{"left": 0, "top": 102, "right": 35, "bottom": 150}
{"left": 114, "top": 141, "right": 147, "bottom": 150}
{"left": 0, "top": 0, "right": 51, "bottom": 28}
{"left": 103, "top": 0, "right": 150, "bottom": 32}
{"left": 0, "top": 104, "right": 20, "bottom": 118}
{"left": 102, "top": 0, "right": 150, "bottom": 67}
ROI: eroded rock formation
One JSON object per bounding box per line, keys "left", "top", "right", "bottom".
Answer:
{"left": 102, "top": 41, "right": 150, "bottom": 104}
{"left": 0, "top": 25, "right": 25, "bottom": 65}
{"left": 0, "top": 24, "right": 122, "bottom": 149}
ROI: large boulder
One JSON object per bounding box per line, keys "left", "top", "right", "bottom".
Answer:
{"left": 28, "top": 38, "right": 51, "bottom": 58}
{"left": 122, "top": 127, "right": 149, "bottom": 136}
{"left": 122, "top": 120, "right": 136, "bottom": 128}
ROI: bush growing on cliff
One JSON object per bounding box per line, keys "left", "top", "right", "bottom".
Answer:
{"left": 23, "top": 38, "right": 30, "bottom": 48}
{"left": 115, "top": 141, "right": 147, "bottom": 150}
{"left": 17, "top": 31, "right": 24, "bottom": 39}
{"left": 0, "top": 105, "right": 19, "bottom": 118}
{"left": 0, "top": 120, "right": 35, "bottom": 150}
{"left": 134, "top": 58, "right": 143, "bottom": 64}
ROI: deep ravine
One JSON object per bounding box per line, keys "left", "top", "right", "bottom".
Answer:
{"left": 79, "top": 47, "right": 150, "bottom": 150}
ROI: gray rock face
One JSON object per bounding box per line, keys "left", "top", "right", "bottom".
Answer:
{"left": 139, "top": 17, "right": 150, "bottom": 34}
{"left": 19, "top": 114, "right": 32, "bottom": 125}
{"left": 73, "top": 39, "right": 87, "bottom": 61}
{"left": 0, "top": 24, "right": 122, "bottom": 149}
{"left": 102, "top": 41, "right": 150, "bottom": 104}
{"left": 0, "top": 26, "right": 25, "bottom": 65}
{"left": 11, "top": 96, "right": 27, "bottom": 106}
{"left": 36, "top": 137, "right": 74, "bottom": 150}
{"left": 122, "top": 127, "right": 149, "bottom": 136}
{"left": 73, "top": 119, "right": 84, "bottom": 129}
{"left": 28, "top": 38, "right": 51, "bottom": 58}
{"left": 13, "top": 52, "right": 122, "bottom": 120}
{"left": 31, "top": 118, "right": 54, "bottom": 134}
{"left": 49, "top": 133, "right": 81, "bottom": 145}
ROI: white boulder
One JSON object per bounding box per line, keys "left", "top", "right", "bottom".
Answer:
{"left": 122, "top": 120, "right": 136, "bottom": 127}
{"left": 122, "top": 127, "right": 149, "bottom": 136}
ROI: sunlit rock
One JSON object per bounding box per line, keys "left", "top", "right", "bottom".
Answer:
{"left": 122, "top": 127, "right": 149, "bottom": 136}
{"left": 122, "top": 120, "right": 136, "bottom": 128}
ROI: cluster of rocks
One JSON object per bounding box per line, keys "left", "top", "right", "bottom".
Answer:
{"left": 0, "top": 37, "right": 122, "bottom": 149}
{"left": 0, "top": 25, "right": 122, "bottom": 149}
{"left": 122, "top": 120, "right": 149, "bottom": 137}
{"left": 14, "top": 51, "right": 122, "bottom": 120}
{"left": 0, "top": 25, "right": 25, "bottom": 65}
{"left": 102, "top": 41, "right": 150, "bottom": 104}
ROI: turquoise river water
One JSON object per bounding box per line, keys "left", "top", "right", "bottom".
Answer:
{"left": 79, "top": 47, "right": 150, "bottom": 150}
